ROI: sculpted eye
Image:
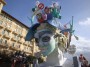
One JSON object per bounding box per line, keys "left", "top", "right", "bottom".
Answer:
{"left": 42, "top": 36, "right": 50, "bottom": 42}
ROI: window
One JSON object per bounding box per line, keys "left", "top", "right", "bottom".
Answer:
{"left": 13, "top": 23, "right": 17, "bottom": 31}
{"left": 0, "top": 21, "right": 2, "bottom": 24}
{"left": 3, "top": 21, "right": 7, "bottom": 26}
{"left": 20, "top": 27, "right": 22, "bottom": 34}
{"left": 16, "top": 36, "right": 18, "bottom": 40}
{"left": 19, "top": 37, "right": 20, "bottom": 40}
{"left": 0, "top": 39, "right": 3, "bottom": 44}
{"left": 2, "top": 30, "right": 5, "bottom": 34}
{"left": 7, "top": 31, "right": 10, "bottom": 36}
{"left": 7, "top": 22, "right": 11, "bottom": 28}
{"left": 2, "top": 30, "right": 10, "bottom": 36}
{"left": 14, "top": 35, "right": 16, "bottom": 38}
{"left": 12, "top": 34, "right": 14, "bottom": 38}
{"left": 18, "top": 45, "right": 20, "bottom": 48}
{"left": 4, "top": 40, "right": 8, "bottom": 47}
{"left": 27, "top": 47, "right": 28, "bottom": 51}
{"left": 5, "top": 40, "right": 7, "bottom": 44}
{"left": 12, "top": 43, "right": 15, "bottom": 47}
{"left": 16, "top": 36, "right": 19, "bottom": 40}
{"left": 3, "top": 39, "right": 4, "bottom": 42}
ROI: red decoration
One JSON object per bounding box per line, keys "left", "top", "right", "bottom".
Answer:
{"left": 38, "top": 18, "right": 44, "bottom": 23}
{"left": 38, "top": 3, "right": 44, "bottom": 10}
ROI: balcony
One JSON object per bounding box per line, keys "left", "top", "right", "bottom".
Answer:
{"left": 22, "top": 46, "right": 32, "bottom": 54}
{"left": 15, "top": 44, "right": 21, "bottom": 51}
{"left": 24, "top": 51, "right": 28, "bottom": 54}
{"left": 29, "top": 50, "right": 32, "bottom": 54}
{"left": 5, "top": 26, "right": 12, "bottom": 32}
{"left": 6, "top": 42, "right": 11, "bottom": 48}
{"left": 3, "top": 32, "right": 10, "bottom": 39}
{"left": 17, "top": 37, "right": 22, "bottom": 44}
{"left": 9, "top": 43, "right": 17, "bottom": 51}
{"left": 23, "top": 41, "right": 28, "bottom": 45}
{"left": 27, "top": 48, "right": 32, "bottom": 53}
{"left": 9, "top": 46, "right": 16, "bottom": 51}
{"left": 28, "top": 42, "right": 33, "bottom": 47}
{"left": 0, "top": 40, "right": 9, "bottom": 49}
{"left": 24, "top": 50, "right": 32, "bottom": 54}
{"left": 3, "top": 22, "right": 7, "bottom": 27}
{"left": 11, "top": 37, "right": 17, "bottom": 42}
{"left": 18, "top": 31, "right": 23, "bottom": 37}
{"left": 19, "top": 34, "right": 23, "bottom": 38}
{"left": 18, "top": 40, "right": 22, "bottom": 44}
{"left": 12, "top": 30, "right": 18, "bottom": 35}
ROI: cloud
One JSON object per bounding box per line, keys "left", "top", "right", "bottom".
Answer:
{"left": 79, "top": 18, "right": 90, "bottom": 26}
{"left": 66, "top": 35, "right": 90, "bottom": 61}
{"left": 70, "top": 35, "right": 90, "bottom": 52}
{"left": 65, "top": 35, "right": 90, "bottom": 63}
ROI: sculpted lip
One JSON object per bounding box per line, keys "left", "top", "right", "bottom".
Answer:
{"left": 39, "top": 47, "right": 47, "bottom": 50}
{"left": 39, "top": 47, "right": 47, "bottom": 52}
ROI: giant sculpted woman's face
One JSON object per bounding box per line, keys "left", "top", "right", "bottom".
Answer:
{"left": 34, "top": 29, "right": 56, "bottom": 57}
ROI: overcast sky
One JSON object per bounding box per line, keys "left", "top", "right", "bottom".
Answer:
{"left": 3, "top": 0, "right": 90, "bottom": 59}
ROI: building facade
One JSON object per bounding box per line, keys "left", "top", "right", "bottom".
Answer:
{"left": 0, "top": 0, "right": 36, "bottom": 56}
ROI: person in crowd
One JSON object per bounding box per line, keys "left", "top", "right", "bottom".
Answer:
{"left": 79, "top": 54, "right": 89, "bottom": 67}
{"left": 79, "top": 54, "right": 86, "bottom": 62}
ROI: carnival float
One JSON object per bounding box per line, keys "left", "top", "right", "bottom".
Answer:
{"left": 25, "top": 1, "right": 78, "bottom": 67}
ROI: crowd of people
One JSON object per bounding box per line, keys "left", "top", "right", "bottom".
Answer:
{"left": 79, "top": 54, "right": 90, "bottom": 67}
{"left": 0, "top": 50, "right": 44, "bottom": 67}
{"left": 0, "top": 51, "right": 29, "bottom": 67}
{"left": 11, "top": 51, "right": 29, "bottom": 67}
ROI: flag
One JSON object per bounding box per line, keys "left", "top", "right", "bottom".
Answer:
{"left": 64, "top": 21, "right": 71, "bottom": 28}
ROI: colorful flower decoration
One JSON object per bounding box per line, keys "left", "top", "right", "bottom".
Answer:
{"left": 31, "top": 1, "right": 61, "bottom": 24}
{"left": 38, "top": 3, "right": 44, "bottom": 10}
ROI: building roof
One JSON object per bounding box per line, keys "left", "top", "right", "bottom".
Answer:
{"left": 1, "top": 10, "right": 29, "bottom": 29}
{"left": 0, "top": 0, "right": 6, "bottom": 5}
